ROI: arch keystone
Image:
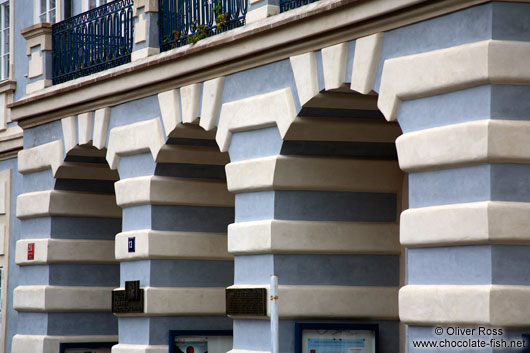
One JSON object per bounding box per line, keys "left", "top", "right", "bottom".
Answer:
{"left": 77, "top": 112, "right": 94, "bottom": 145}
{"left": 321, "top": 42, "right": 349, "bottom": 90}
{"left": 180, "top": 83, "right": 201, "bottom": 124}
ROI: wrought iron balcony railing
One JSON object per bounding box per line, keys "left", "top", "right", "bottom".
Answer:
{"left": 279, "top": 0, "right": 319, "bottom": 13}
{"left": 159, "top": 0, "right": 246, "bottom": 52}
{"left": 52, "top": 0, "right": 134, "bottom": 85}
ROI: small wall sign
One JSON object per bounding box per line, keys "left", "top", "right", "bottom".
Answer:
{"left": 27, "top": 243, "right": 35, "bottom": 260}
{"left": 128, "top": 237, "right": 135, "bottom": 253}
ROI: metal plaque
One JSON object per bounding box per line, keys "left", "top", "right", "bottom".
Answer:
{"left": 112, "top": 281, "right": 143, "bottom": 313}
{"left": 126, "top": 280, "right": 140, "bottom": 301}
{"left": 226, "top": 288, "right": 266, "bottom": 316}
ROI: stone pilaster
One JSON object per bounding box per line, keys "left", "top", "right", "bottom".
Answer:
{"left": 107, "top": 116, "right": 234, "bottom": 353}
{"left": 373, "top": 3, "right": 530, "bottom": 351}
{"left": 131, "top": 0, "right": 160, "bottom": 61}
{"left": 21, "top": 23, "right": 53, "bottom": 94}
{"left": 13, "top": 119, "right": 121, "bottom": 352}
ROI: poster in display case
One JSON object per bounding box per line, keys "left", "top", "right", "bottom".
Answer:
{"left": 169, "top": 330, "right": 233, "bottom": 353}
{"left": 295, "top": 323, "right": 378, "bottom": 353}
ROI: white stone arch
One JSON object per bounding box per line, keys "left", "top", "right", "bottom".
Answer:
{"left": 14, "top": 107, "right": 121, "bottom": 352}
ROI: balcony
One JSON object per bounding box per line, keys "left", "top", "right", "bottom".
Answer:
{"left": 159, "top": 0, "right": 247, "bottom": 52}
{"left": 52, "top": 0, "right": 134, "bottom": 85}
{"left": 48, "top": 0, "right": 315, "bottom": 85}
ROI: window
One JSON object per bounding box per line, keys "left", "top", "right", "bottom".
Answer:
{"left": 0, "top": 0, "right": 8, "bottom": 80}
{"left": 38, "top": 0, "right": 56, "bottom": 22}
{"left": 88, "top": 0, "right": 109, "bottom": 10}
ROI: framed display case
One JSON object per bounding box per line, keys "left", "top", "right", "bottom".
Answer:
{"left": 169, "top": 330, "right": 233, "bottom": 353}
{"left": 295, "top": 323, "right": 378, "bottom": 353}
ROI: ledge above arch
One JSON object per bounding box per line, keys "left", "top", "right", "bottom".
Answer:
{"left": 378, "top": 40, "right": 530, "bottom": 122}
{"left": 216, "top": 88, "right": 297, "bottom": 152}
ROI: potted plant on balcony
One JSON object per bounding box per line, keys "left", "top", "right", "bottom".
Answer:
{"left": 187, "top": 20, "right": 209, "bottom": 44}
{"left": 213, "top": 0, "right": 231, "bottom": 31}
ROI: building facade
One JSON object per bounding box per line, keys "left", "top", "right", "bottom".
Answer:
{"left": 0, "top": 0, "right": 527, "bottom": 352}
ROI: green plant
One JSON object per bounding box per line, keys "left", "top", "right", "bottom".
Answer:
{"left": 172, "top": 29, "right": 182, "bottom": 40}
{"left": 213, "top": 0, "right": 231, "bottom": 30}
{"left": 187, "top": 22, "right": 208, "bottom": 44}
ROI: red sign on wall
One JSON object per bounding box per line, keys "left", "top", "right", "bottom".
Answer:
{"left": 27, "top": 243, "right": 35, "bottom": 260}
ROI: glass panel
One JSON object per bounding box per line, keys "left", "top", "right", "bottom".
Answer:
{"left": 39, "top": 13, "right": 46, "bottom": 22}
{"left": 89, "top": 0, "right": 97, "bottom": 9}
{"left": 4, "top": 29, "right": 9, "bottom": 54}
{"left": 50, "top": 0, "right": 56, "bottom": 22}
{"left": 4, "top": 4, "right": 8, "bottom": 27}
{"left": 0, "top": 267, "right": 3, "bottom": 303}
{"left": 40, "top": 0, "right": 47, "bottom": 12}
{"left": 2, "top": 55, "right": 7, "bottom": 79}
{"left": 302, "top": 330, "right": 376, "bottom": 353}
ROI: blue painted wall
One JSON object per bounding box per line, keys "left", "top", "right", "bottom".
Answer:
{"left": 23, "top": 120, "right": 64, "bottom": 148}
{"left": 234, "top": 254, "right": 399, "bottom": 286}
{"left": 120, "top": 259, "right": 233, "bottom": 287}
{"left": 409, "top": 163, "right": 530, "bottom": 208}
{"left": 409, "top": 245, "right": 530, "bottom": 286}
{"left": 13, "top": 0, "right": 33, "bottom": 101}
{"left": 373, "top": 3, "right": 493, "bottom": 93}
{"left": 235, "top": 191, "right": 396, "bottom": 222}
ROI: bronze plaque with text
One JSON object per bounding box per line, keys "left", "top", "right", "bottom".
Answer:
{"left": 226, "top": 288, "right": 267, "bottom": 316}
{"left": 112, "top": 281, "right": 144, "bottom": 313}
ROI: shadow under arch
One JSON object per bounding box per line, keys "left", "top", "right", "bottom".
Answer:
{"left": 47, "top": 144, "right": 122, "bottom": 343}
{"left": 283, "top": 89, "right": 400, "bottom": 160}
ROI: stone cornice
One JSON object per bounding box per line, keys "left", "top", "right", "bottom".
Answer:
{"left": 21, "top": 23, "right": 53, "bottom": 56}
{"left": 10, "top": 0, "right": 491, "bottom": 129}
{"left": 20, "top": 23, "right": 53, "bottom": 40}
{"left": 0, "top": 80, "right": 16, "bottom": 94}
